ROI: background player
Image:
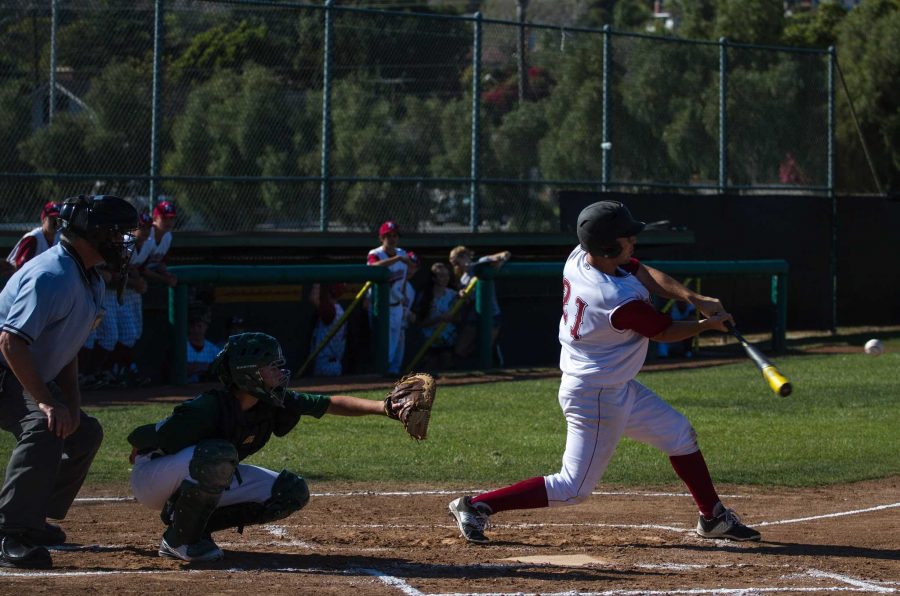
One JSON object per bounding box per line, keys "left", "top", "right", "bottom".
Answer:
{"left": 142, "top": 200, "right": 178, "bottom": 288}
{"left": 128, "top": 332, "right": 406, "bottom": 563}
{"left": 448, "top": 246, "right": 511, "bottom": 363}
{"left": 6, "top": 202, "right": 61, "bottom": 271}
{"left": 366, "top": 220, "right": 413, "bottom": 375}
{"left": 448, "top": 200, "right": 760, "bottom": 544}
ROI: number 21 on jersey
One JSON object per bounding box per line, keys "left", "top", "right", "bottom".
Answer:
{"left": 562, "top": 278, "right": 587, "bottom": 340}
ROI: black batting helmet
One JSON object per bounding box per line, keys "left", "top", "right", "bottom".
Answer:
{"left": 576, "top": 200, "right": 645, "bottom": 258}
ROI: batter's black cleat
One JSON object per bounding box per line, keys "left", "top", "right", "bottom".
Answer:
{"left": 448, "top": 496, "right": 492, "bottom": 544}
{"left": 696, "top": 502, "right": 761, "bottom": 542}
{"left": 0, "top": 535, "right": 52, "bottom": 569}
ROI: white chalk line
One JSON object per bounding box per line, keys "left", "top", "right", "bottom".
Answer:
{"left": 803, "top": 569, "right": 896, "bottom": 594}
{"left": 73, "top": 489, "right": 746, "bottom": 503}
{"left": 2, "top": 557, "right": 895, "bottom": 594}
{"left": 756, "top": 501, "right": 900, "bottom": 526}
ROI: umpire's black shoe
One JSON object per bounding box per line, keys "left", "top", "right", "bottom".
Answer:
{"left": 27, "top": 523, "right": 66, "bottom": 546}
{"left": 0, "top": 535, "right": 52, "bottom": 569}
{"left": 696, "top": 502, "right": 761, "bottom": 542}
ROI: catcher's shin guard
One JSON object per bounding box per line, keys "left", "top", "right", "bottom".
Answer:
{"left": 205, "top": 470, "right": 309, "bottom": 534}
{"left": 166, "top": 440, "right": 238, "bottom": 546}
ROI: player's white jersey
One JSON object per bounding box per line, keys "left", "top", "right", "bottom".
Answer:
{"left": 144, "top": 229, "right": 172, "bottom": 271}
{"left": 559, "top": 246, "right": 650, "bottom": 384}
{"left": 367, "top": 247, "right": 408, "bottom": 305}
{"left": 6, "top": 227, "right": 53, "bottom": 267}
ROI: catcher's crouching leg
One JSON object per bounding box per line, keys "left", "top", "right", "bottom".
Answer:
{"left": 204, "top": 470, "right": 310, "bottom": 534}
{"left": 163, "top": 440, "right": 238, "bottom": 547}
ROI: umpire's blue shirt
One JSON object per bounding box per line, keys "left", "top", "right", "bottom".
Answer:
{"left": 0, "top": 243, "right": 105, "bottom": 382}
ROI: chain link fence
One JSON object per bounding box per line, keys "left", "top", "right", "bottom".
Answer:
{"left": 0, "top": 0, "right": 832, "bottom": 234}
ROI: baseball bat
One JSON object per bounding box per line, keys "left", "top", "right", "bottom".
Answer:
{"left": 296, "top": 281, "right": 372, "bottom": 378}
{"left": 725, "top": 321, "right": 792, "bottom": 397}
{"left": 404, "top": 277, "right": 479, "bottom": 374}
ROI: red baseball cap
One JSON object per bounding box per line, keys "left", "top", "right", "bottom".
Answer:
{"left": 407, "top": 251, "right": 419, "bottom": 265}
{"left": 41, "top": 201, "right": 61, "bottom": 220}
{"left": 153, "top": 200, "right": 177, "bottom": 219}
{"left": 138, "top": 212, "right": 153, "bottom": 228}
{"left": 378, "top": 220, "right": 399, "bottom": 237}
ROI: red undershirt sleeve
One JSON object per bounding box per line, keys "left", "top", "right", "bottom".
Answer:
{"left": 611, "top": 300, "right": 672, "bottom": 338}
{"left": 366, "top": 254, "right": 379, "bottom": 265}
{"left": 13, "top": 237, "right": 37, "bottom": 269}
{"left": 620, "top": 258, "right": 641, "bottom": 274}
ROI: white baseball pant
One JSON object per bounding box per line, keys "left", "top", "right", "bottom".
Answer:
{"left": 544, "top": 378, "right": 698, "bottom": 507}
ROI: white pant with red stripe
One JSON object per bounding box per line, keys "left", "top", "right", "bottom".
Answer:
{"left": 543, "top": 377, "right": 698, "bottom": 507}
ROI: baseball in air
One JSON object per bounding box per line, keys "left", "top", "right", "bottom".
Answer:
{"left": 864, "top": 339, "right": 883, "bottom": 356}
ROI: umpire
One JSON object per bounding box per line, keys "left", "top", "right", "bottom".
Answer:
{"left": 0, "top": 195, "right": 137, "bottom": 569}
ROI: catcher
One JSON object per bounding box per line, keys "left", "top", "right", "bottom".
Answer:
{"left": 127, "top": 332, "right": 435, "bottom": 563}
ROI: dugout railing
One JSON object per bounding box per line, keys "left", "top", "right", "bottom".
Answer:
{"left": 474, "top": 260, "right": 789, "bottom": 369}
{"left": 166, "top": 259, "right": 787, "bottom": 384}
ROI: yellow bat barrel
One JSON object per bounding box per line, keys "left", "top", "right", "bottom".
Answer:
{"left": 761, "top": 365, "right": 792, "bottom": 397}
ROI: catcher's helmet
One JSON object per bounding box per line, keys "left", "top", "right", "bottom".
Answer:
{"left": 58, "top": 195, "right": 138, "bottom": 270}
{"left": 211, "top": 333, "right": 290, "bottom": 407}
{"left": 576, "top": 200, "right": 645, "bottom": 258}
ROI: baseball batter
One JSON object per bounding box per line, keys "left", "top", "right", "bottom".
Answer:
{"left": 366, "top": 220, "right": 413, "bottom": 374}
{"left": 128, "top": 332, "right": 401, "bottom": 563}
{"left": 449, "top": 200, "right": 760, "bottom": 544}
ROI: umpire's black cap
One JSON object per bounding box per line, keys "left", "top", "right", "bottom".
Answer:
{"left": 576, "top": 201, "right": 645, "bottom": 256}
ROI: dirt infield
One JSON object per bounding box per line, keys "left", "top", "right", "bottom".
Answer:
{"left": 2, "top": 478, "right": 897, "bottom": 594}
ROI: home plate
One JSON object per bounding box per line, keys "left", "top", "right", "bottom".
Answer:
{"left": 501, "top": 554, "right": 609, "bottom": 567}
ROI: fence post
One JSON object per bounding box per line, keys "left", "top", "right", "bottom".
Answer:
{"left": 469, "top": 12, "right": 482, "bottom": 233}
{"left": 149, "top": 0, "right": 164, "bottom": 205}
{"left": 168, "top": 283, "right": 189, "bottom": 385}
{"left": 718, "top": 37, "right": 728, "bottom": 194}
{"left": 320, "top": 0, "right": 334, "bottom": 232}
{"left": 827, "top": 46, "right": 836, "bottom": 334}
{"left": 476, "top": 278, "right": 494, "bottom": 369}
{"left": 601, "top": 25, "right": 611, "bottom": 192}
{"left": 771, "top": 272, "right": 788, "bottom": 353}
{"left": 373, "top": 280, "right": 390, "bottom": 374}
{"left": 49, "top": 0, "right": 59, "bottom": 124}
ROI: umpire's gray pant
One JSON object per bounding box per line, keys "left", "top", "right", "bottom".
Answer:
{"left": 0, "top": 368, "right": 103, "bottom": 533}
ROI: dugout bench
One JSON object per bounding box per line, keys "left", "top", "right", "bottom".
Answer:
{"left": 166, "top": 260, "right": 787, "bottom": 384}
{"left": 167, "top": 265, "right": 391, "bottom": 385}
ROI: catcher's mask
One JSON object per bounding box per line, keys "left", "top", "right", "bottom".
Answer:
{"left": 211, "top": 332, "right": 290, "bottom": 407}
{"left": 58, "top": 195, "right": 138, "bottom": 271}
{"left": 576, "top": 200, "right": 645, "bottom": 258}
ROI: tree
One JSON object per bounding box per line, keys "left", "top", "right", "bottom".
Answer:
{"left": 715, "top": 0, "right": 784, "bottom": 45}
{"left": 783, "top": 2, "right": 847, "bottom": 48}
{"left": 163, "top": 64, "right": 311, "bottom": 229}
{"left": 834, "top": 0, "right": 900, "bottom": 193}
{"left": 53, "top": 1, "right": 153, "bottom": 72}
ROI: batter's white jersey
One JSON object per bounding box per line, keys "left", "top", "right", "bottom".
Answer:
{"left": 558, "top": 246, "right": 651, "bottom": 385}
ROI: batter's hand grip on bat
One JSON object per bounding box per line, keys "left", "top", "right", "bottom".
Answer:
{"left": 762, "top": 365, "right": 792, "bottom": 397}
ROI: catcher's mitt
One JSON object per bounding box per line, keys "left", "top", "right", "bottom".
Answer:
{"left": 384, "top": 372, "right": 436, "bottom": 440}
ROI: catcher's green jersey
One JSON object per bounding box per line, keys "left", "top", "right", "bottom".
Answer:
{"left": 128, "top": 388, "right": 330, "bottom": 460}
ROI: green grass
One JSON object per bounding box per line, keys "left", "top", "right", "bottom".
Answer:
{"left": 1, "top": 349, "right": 898, "bottom": 488}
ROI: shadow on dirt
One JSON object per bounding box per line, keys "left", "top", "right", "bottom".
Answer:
{"left": 652, "top": 541, "right": 900, "bottom": 561}
{"left": 173, "top": 550, "right": 658, "bottom": 582}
